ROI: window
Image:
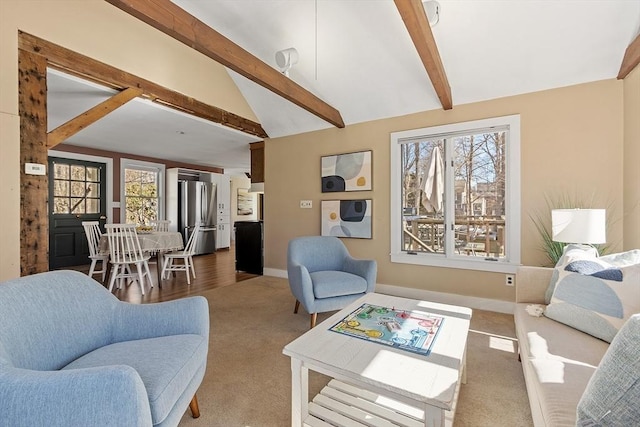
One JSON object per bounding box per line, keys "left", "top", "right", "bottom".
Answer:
{"left": 121, "top": 159, "right": 165, "bottom": 225}
{"left": 51, "top": 160, "right": 102, "bottom": 215}
{"left": 390, "top": 115, "right": 520, "bottom": 273}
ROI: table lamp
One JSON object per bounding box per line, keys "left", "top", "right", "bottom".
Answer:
{"left": 551, "top": 208, "right": 606, "bottom": 251}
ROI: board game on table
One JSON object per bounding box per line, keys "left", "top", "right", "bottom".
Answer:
{"left": 329, "top": 302, "right": 444, "bottom": 355}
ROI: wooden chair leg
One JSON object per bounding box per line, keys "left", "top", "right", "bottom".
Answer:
{"left": 294, "top": 300, "right": 300, "bottom": 314}
{"left": 189, "top": 394, "right": 200, "bottom": 418}
{"left": 310, "top": 313, "right": 317, "bottom": 329}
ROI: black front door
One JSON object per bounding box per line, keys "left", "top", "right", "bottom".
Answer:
{"left": 48, "top": 157, "right": 107, "bottom": 269}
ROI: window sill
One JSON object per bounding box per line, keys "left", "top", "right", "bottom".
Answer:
{"left": 390, "top": 252, "right": 519, "bottom": 274}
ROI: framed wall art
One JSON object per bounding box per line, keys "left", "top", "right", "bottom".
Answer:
{"left": 237, "top": 188, "right": 253, "bottom": 215}
{"left": 321, "top": 199, "right": 372, "bottom": 239}
{"left": 321, "top": 150, "right": 372, "bottom": 192}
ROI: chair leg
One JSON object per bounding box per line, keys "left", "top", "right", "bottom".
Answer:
{"left": 189, "top": 394, "right": 200, "bottom": 418}
{"left": 88, "top": 259, "right": 97, "bottom": 278}
{"left": 310, "top": 313, "right": 317, "bottom": 329}
{"left": 108, "top": 264, "right": 119, "bottom": 292}
{"left": 136, "top": 263, "right": 145, "bottom": 296}
{"left": 294, "top": 300, "right": 300, "bottom": 314}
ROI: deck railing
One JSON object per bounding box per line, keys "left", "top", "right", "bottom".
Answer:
{"left": 403, "top": 216, "right": 505, "bottom": 257}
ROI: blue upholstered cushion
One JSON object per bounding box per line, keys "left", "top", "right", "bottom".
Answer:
{"left": 63, "top": 334, "right": 207, "bottom": 425}
{"left": 310, "top": 271, "right": 368, "bottom": 299}
{"left": 545, "top": 248, "right": 640, "bottom": 343}
{"left": 576, "top": 314, "right": 640, "bottom": 426}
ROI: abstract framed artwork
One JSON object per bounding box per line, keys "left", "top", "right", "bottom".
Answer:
{"left": 321, "top": 199, "right": 372, "bottom": 239}
{"left": 237, "top": 188, "right": 253, "bottom": 215}
{"left": 321, "top": 150, "right": 372, "bottom": 192}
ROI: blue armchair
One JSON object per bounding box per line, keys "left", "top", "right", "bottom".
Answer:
{"left": 0, "top": 270, "right": 209, "bottom": 427}
{"left": 287, "top": 236, "right": 377, "bottom": 328}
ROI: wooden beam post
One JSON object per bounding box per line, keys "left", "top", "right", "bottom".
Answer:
{"left": 19, "top": 49, "right": 49, "bottom": 276}
{"left": 47, "top": 87, "right": 143, "bottom": 148}
{"left": 618, "top": 33, "right": 640, "bottom": 80}
{"left": 394, "top": 0, "right": 453, "bottom": 110}
{"left": 104, "top": 0, "right": 345, "bottom": 128}
{"left": 19, "top": 32, "right": 268, "bottom": 139}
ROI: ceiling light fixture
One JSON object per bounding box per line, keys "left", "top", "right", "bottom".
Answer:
{"left": 275, "top": 47, "right": 299, "bottom": 77}
{"left": 423, "top": 1, "right": 440, "bottom": 27}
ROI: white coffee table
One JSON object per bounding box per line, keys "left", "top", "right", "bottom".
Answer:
{"left": 283, "top": 293, "right": 472, "bottom": 427}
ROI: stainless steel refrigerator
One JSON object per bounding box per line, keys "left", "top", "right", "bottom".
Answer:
{"left": 178, "top": 180, "right": 217, "bottom": 255}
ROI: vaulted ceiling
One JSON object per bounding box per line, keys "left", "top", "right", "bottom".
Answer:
{"left": 48, "top": 0, "right": 640, "bottom": 174}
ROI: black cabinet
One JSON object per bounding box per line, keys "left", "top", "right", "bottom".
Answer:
{"left": 234, "top": 221, "right": 263, "bottom": 275}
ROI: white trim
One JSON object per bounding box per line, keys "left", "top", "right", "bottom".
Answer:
{"left": 264, "top": 268, "right": 514, "bottom": 314}
{"left": 120, "top": 158, "right": 166, "bottom": 223}
{"left": 48, "top": 150, "right": 114, "bottom": 224}
{"left": 390, "top": 114, "right": 521, "bottom": 273}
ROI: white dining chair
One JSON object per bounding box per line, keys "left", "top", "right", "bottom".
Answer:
{"left": 105, "top": 223, "right": 153, "bottom": 295}
{"left": 150, "top": 219, "right": 171, "bottom": 232}
{"left": 81, "top": 221, "right": 109, "bottom": 282}
{"left": 161, "top": 224, "right": 200, "bottom": 285}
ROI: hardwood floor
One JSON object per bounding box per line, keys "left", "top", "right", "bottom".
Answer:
{"left": 64, "top": 244, "right": 259, "bottom": 304}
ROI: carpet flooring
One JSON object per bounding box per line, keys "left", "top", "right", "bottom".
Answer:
{"left": 179, "top": 276, "right": 533, "bottom": 426}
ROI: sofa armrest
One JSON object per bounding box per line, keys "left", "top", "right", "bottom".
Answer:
{"left": 0, "top": 365, "right": 152, "bottom": 426}
{"left": 516, "top": 266, "right": 553, "bottom": 304}
{"left": 287, "top": 263, "right": 316, "bottom": 312}
{"left": 111, "top": 296, "right": 209, "bottom": 343}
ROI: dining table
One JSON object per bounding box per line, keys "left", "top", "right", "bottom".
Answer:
{"left": 99, "top": 230, "right": 185, "bottom": 284}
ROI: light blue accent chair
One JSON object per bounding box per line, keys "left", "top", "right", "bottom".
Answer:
{"left": 287, "top": 236, "right": 377, "bottom": 328}
{"left": 0, "top": 270, "right": 209, "bottom": 427}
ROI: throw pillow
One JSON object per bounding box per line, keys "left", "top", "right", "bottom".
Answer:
{"left": 576, "top": 314, "right": 640, "bottom": 426}
{"left": 544, "top": 250, "right": 640, "bottom": 343}
{"left": 544, "top": 244, "right": 599, "bottom": 304}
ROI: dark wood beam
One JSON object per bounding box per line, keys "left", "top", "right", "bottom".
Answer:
{"left": 19, "top": 49, "right": 49, "bottom": 276}
{"left": 618, "top": 33, "right": 640, "bottom": 79}
{"left": 47, "top": 87, "right": 143, "bottom": 148}
{"left": 394, "top": 0, "right": 453, "bottom": 110}
{"left": 19, "top": 31, "right": 268, "bottom": 139}
{"left": 104, "top": 0, "right": 345, "bottom": 128}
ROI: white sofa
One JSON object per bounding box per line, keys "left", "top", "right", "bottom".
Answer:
{"left": 514, "top": 266, "right": 609, "bottom": 427}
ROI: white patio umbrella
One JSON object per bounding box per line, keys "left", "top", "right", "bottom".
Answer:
{"left": 421, "top": 146, "right": 444, "bottom": 214}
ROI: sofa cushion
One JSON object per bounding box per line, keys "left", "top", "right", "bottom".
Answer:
{"left": 514, "top": 303, "right": 609, "bottom": 426}
{"left": 576, "top": 314, "right": 640, "bottom": 426}
{"left": 311, "top": 270, "right": 368, "bottom": 298}
{"left": 63, "top": 334, "right": 207, "bottom": 425}
{"left": 544, "top": 249, "right": 640, "bottom": 342}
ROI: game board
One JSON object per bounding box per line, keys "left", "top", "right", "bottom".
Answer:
{"left": 329, "top": 303, "right": 444, "bottom": 356}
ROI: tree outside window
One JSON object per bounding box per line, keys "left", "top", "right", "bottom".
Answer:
{"left": 124, "top": 168, "right": 159, "bottom": 225}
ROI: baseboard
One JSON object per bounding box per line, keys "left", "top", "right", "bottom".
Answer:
{"left": 264, "top": 268, "right": 515, "bottom": 314}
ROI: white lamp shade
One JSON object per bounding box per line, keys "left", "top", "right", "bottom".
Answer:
{"left": 551, "top": 209, "right": 606, "bottom": 244}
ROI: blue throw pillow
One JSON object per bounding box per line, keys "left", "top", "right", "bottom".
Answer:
{"left": 544, "top": 251, "right": 640, "bottom": 343}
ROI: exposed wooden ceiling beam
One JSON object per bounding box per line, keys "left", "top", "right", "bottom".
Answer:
{"left": 47, "top": 87, "right": 142, "bottom": 148}
{"left": 617, "top": 33, "right": 640, "bottom": 79}
{"left": 394, "top": 0, "right": 453, "bottom": 110}
{"left": 105, "top": 0, "right": 345, "bottom": 129}
{"left": 19, "top": 31, "right": 268, "bottom": 139}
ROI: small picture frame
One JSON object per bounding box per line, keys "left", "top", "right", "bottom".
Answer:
{"left": 321, "top": 199, "right": 372, "bottom": 239}
{"left": 321, "top": 150, "right": 372, "bottom": 192}
{"left": 237, "top": 188, "right": 253, "bottom": 215}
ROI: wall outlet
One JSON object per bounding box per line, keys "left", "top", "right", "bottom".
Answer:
{"left": 505, "top": 274, "right": 515, "bottom": 286}
{"left": 300, "top": 200, "right": 312, "bottom": 209}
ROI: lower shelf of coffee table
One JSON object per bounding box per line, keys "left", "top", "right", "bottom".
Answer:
{"left": 303, "top": 379, "right": 457, "bottom": 427}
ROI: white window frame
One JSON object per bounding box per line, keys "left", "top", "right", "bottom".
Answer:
{"left": 390, "top": 115, "right": 521, "bottom": 273}
{"left": 120, "top": 158, "right": 165, "bottom": 224}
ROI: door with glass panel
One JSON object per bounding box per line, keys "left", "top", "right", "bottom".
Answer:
{"left": 48, "top": 157, "right": 107, "bottom": 269}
